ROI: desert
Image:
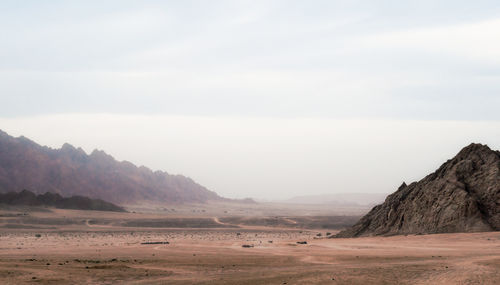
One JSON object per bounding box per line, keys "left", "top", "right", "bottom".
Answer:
{"left": 1, "top": 131, "right": 500, "bottom": 284}
{"left": 2, "top": 2, "right": 500, "bottom": 283}
{"left": 0, "top": 205, "right": 500, "bottom": 284}
{"left": 1, "top": 206, "right": 500, "bottom": 284}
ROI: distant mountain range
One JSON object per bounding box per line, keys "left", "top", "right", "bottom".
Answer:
{"left": 282, "top": 193, "right": 388, "bottom": 206}
{"left": 0, "top": 130, "right": 224, "bottom": 205}
{"left": 0, "top": 190, "right": 125, "bottom": 212}
{"left": 336, "top": 143, "right": 500, "bottom": 237}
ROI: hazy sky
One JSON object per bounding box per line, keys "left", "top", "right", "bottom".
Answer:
{"left": 1, "top": 1, "right": 500, "bottom": 199}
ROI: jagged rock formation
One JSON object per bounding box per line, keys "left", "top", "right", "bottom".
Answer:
{"left": 0, "top": 130, "right": 223, "bottom": 205}
{"left": 0, "top": 189, "right": 125, "bottom": 212}
{"left": 335, "top": 143, "right": 500, "bottom": 237}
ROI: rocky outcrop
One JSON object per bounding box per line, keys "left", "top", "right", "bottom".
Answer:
{"left": 0, "top": 130, "right": 223, "bottom": 205}
{"left": 335, "top": 143, "right": 500, "bottom": 237}
{"left": 0, "top": 189, "right": 125, "bottom": 212}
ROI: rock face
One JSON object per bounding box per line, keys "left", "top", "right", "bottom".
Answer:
{"left": 0, "top": 189, "right": 125, "bottom": 212}
{"left": 0, "top": 130, "right": 223, "bottom": 205}
{"left": 335, "top": 143, "right": 500, "bottom": 237}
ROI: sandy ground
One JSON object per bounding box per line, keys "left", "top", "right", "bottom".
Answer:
{"left": 1, "top": 208, "right": 500, "bottom": 284}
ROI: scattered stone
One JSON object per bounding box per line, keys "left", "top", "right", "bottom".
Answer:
{"left": 141, "top": 241, "right": 169, "bottom": 245}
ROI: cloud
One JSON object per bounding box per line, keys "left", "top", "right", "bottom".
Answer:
{"left": 357, "top": 18, "right": 500, "bottom": 64}
{"left": 0, "top": 2, "right": 499, "bottom": 120}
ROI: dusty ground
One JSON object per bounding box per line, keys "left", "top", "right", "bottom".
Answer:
{"left": 1, "top": 208, "right": 500, "bottom": 284}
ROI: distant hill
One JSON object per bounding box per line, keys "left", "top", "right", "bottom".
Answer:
{"left": 0, "top": 190, "right": 125, "bottom": 212}
{"left": 0, "top": 130, "right": 224, "bottom": 205}
{"left": 335, "top": 143, "right": 500, "bottom": 237}
{"left": 282, "top": 193, "right": 388, "bottom": 206}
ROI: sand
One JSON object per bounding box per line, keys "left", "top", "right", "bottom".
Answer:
{"left": 1, "top": 208, "right": 500, "bottom": 284}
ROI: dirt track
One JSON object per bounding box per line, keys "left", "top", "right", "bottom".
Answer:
{"left": 1, "top": 209, "right": 500, "bottom": 284}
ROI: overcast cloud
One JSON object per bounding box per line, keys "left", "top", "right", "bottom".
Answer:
{"left": 1, "top": 1, "right": 499, "bottom": 199}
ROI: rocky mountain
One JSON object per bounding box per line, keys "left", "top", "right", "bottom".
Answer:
{"left": 0, "top": 189, "right": 125, "bottom": 212}
{"left": 335, "top": 143, "right": 500, "bottom": 237}
{"left": 0, "top": 130, "right": 223, "bottom": 205}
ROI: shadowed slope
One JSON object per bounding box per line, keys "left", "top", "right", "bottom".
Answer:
{"left": 0, "top": 189, "right": 125, "bottom": 212}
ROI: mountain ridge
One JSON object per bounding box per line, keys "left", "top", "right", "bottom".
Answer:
{"left": 0, "top": 130, "right": 224, "bottom": 205}
{"left": 281, "top": 193, "right": 388, "bottom": 206}
{"left": 0, "top": 189, "right": 125, "bottom": 212}
{"left": 335, "top": 143, "right": 500, "bottom": 237}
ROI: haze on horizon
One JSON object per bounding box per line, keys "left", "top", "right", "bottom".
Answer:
{"left": 1, "top": 1, "right": 500, "bottom": 200}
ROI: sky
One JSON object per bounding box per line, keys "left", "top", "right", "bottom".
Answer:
{"left": 1, "top": 1, "right": 500, "bottom": 199}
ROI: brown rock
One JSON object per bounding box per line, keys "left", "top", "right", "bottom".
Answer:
{"left": 335, "top": 143, "right": 500, "bottom": 237}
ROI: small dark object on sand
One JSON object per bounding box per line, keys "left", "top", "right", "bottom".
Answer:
{"left": 141, "top": 241, "right": 169, "bottom": 245}
{"left": 242, "top": 244, "right": 254, "bottom": 248}
{"left": 297, "top": 241, "right": 307, "bottom": 244}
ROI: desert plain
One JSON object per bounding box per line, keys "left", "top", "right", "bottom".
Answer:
{"left": 1, "top": 204, "right": 500, "bottom": 285}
